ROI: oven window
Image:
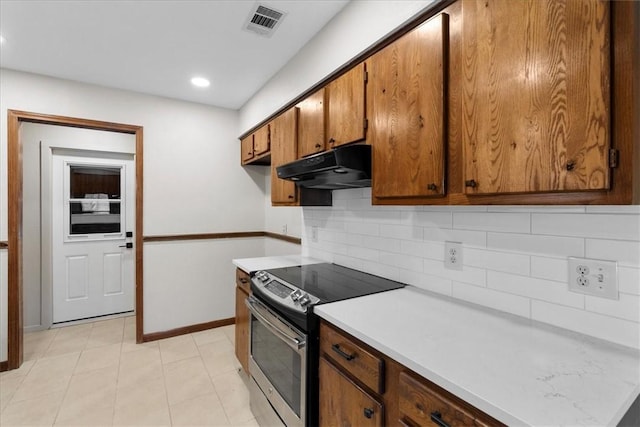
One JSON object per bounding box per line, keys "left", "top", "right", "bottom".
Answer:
{"left": 251, "top": 315, "right": 302, "bottom": 417}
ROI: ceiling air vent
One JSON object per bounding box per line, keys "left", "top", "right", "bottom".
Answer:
{"left": 244, "top": 4, "right": 286, "bottom": 37}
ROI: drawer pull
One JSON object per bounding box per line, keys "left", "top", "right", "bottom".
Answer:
{"left": 331, "top": 343, "right": 356, "bottom": 361}
{"left": 363, "top": 408, "right": 374, "bottom": 419}
{"left": 239, "top": 278, "right": 248, "bottom": 284}
{"left": 430, "top": 411, "right": 451, "bottom": 427}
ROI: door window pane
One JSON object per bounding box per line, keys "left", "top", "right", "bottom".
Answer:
{"left": 68, "top": 165, "right": 122, "bottom": 235}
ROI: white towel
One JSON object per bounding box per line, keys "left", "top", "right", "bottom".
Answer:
{"left": 81, "top": 194, "right": 95, "bottom": 212}
{"left": 82, "top": 193, "right": 110, "bottom": 213}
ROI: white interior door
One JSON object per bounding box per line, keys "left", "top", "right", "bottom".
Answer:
{"left": 51, "top": 151, "right": 135, "bottom": 323}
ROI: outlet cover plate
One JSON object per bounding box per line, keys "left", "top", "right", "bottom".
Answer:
{"left": 444, "top": 241, "right": 463, "bottom": 271}
{"left": 568, "top": 257, "right": 618, "bottom": 300}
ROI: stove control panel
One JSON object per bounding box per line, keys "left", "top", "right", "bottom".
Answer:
{"left": 251, "top": 270, "right": 320, "bottom": 313}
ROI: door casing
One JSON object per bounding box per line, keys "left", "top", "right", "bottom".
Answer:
{"left": 7, "top": 110, "right": 144, "bottom": 370}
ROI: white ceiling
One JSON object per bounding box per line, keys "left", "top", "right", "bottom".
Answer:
{"left": 0, "top": 0, "right": 350, "bottom": 110}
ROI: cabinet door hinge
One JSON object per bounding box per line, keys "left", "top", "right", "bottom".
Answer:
{"left": 364, "top": 118, "right": 368, "bottom": 130}
{"left": 609, "top": 149, "right": 619, "bottom": 168}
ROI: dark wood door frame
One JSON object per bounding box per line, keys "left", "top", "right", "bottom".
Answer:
{"left": 7, "top": 110, "right": 144, "bottom": 370}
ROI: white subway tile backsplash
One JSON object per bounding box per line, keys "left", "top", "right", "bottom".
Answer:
{"left": 452, "top": 282, "right": 531, "bottom": 318}
{"left": 488, "top": 271, "right": 585, "bottom": 309}
{"left": 303, "top": 195, "right": 640, "bottom": 349}
{"left": 619, "top": 267, "right": 640, "bottom": 295}
{"left": 586, "top": 205, "right": 640, "bottom": 214}
{"left": 454, "top": 212, "right": 531, "bottom": 233}
{"left": 424, "top": 258, "right": 486, "bottom": 287}
{"left": 346, "top": 245, "right": 379, "bottom": 262}
{"left": 423, "top": 228, "right": 487, "bottom": 247}
{"left": 379, "top": 251, "right": 424, "bottom": 273}
{"left": 399, "top": 270, "right": 453, "bottom": 296}
{"left": 347, "top": 197, "right": 371, "bottom": 210}
{"left": 465, "top": 248, "right": 530, "bottom": 275}
{"left": 531, "top": 300, "right": 640, "bottom": 350}
{"left": 488, "top": 232, "right": 584, "bottom": 257}
{"left": 530, "top": 256, "right": 568, "bottom": 283}
{"left": 488, "top": 205, "right": 586, "bottom": 213}
{"left": 362, "top": 235, "right": 402, "bottom": 253}
{"left": 532, "top": 214, "right": 640, "bottom": 241}
{"left": 346, "top": 222, "right": 379, "bottom": 236}
{"left": 409, "top": 211, "right": 453, "bottom": 229}
{"left": 333, "top": 188, "right": 364, "bottom": 200}
{"left": 586, "top": 239, "right": 640, "bottom": 267}
{"left": 401, "top": 240, "right": 443, "bottom": 261}
{"left": 585, "top": 293, "right": 640, "bottom": 323}
{"left": 380, "top": 224, "right": 424, "bottom": 240}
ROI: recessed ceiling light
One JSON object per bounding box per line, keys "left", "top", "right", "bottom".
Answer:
{"left": 0, "top": 35, "right": 6, "bottom": 44}
{"left": 191, "top": 77, "right": 210, "bottom": 88}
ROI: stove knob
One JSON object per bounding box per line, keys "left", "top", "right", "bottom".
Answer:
{"left": 290, "top": 289, "right": 302, "bottom": 301}
{"left": 299, "top": 294, "right": 311, "bottom": 307}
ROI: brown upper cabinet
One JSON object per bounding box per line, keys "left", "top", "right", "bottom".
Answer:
{"left": 270, "top": 108, "right": 299, "bottom": 205}
{"left": 461, "top": 0, "right": 611, "bottom": 195}
{"left": 240, "top": 135, "right": 254, "bottom": 165}
{"left": 326, "top": 63, "right": 367, "bottom": 148}
{"left": 369, "top": 13, "right": 448, "bottom": 200}
{"left": 297, "top": 88, "right": 327, "bottom": 158}
{"left": 253, "top": 124, "right": 270, "bottom": 157}
{"left": 241, "top": 124, "right": 270, "bottom": 166}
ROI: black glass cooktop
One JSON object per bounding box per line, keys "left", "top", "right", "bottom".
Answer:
{"left": 264, "top": 263, "right": 404, "bottom": 304}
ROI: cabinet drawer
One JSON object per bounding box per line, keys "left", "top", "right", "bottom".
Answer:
{"left": 320, "top": 323, "right": 384, "bottom": 394}
{"left": 236, "top": 268, "right": 251, "bottom": 293}
{"left": 399, "top": 372, "right": 496, "bottom": 427}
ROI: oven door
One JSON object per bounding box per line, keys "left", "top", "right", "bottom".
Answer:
{"left": 246, "top": 295, "right": 307, "bottom": 427}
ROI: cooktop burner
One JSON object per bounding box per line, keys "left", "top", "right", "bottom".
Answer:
{"left": 263, "top": 263, "right": 405, "bottom": 304}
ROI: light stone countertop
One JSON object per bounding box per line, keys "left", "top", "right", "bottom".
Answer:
{"left": 314, "top": 287, "right": 640, "bottom": 426}
{"left": 232, "top": 255, "right": 324, "bottom": 274}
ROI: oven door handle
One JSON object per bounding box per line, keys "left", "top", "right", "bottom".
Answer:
{"left": 246, "top": 297, "right": 306, "bottom": 351}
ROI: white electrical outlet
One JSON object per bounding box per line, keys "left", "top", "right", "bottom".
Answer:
{"left": 444, "top": 241, "right": 463, "bottom": 271}
{"left": 568, "top": 257, "right": 618, "bottom": 300}
{"left": 282, "top": 224, "right": 288, "bottom": 235}
{"left": 311, "top": 226, "right": 318, "bottom": 243}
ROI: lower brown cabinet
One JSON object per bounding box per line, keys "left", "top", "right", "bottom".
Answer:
{"left": 319, "top": 356, "right": 383, "bottom": 427}
{"left": 234, "top": 268, "right": 250, "bottom": 374}
{"left": 319, "top": 321, "right": 503, "bottom": 427}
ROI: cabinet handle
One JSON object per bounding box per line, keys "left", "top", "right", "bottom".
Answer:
{"left": 315, "top": 143, "right": 322, "bottom": 149}
{"left": 464, "top": 179, "right": 477, "bottom": 188}
{"left": 363, "top": 408, "right": 374, "bottom": 419}
{"left": 329, "top": 138, "right": 336, "bottom": 144}
{"left": 288, "top": 195, "right": 294, "bottom": 199}
{"left": 427, "top": 183, "right": 438, "bottom": 192}
{"left": 430, "top": 411, "right": 451, "bottom": 427}
{"left": 566, "top": 160, "right": 576, "bottom": 171}
{"left": 331, "top": 343, "right": 356, "bottom": 361}
{"left": 239, "top": 278, "right": 248, "bottom": 284}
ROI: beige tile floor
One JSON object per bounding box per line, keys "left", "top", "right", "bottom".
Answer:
{"left": 0, "top": 316, "right": 258, "bottom": 427}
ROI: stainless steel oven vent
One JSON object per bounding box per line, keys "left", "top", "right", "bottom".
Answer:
{"left": 244, "top": 4, "right": 286, "bottom": 37}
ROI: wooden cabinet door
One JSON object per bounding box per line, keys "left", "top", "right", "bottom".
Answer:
{"left": 253, "top": 124, "right": 270, "bottom": 156}
{"left": 319, "top": 357, "right": 383, "bottom": 427}
{"left": 270, "top": 108, "right": 298, "bottom": 204}
{"left": 369, "top": 13, "right": 448, "bottom": 199}
{"left": 462, "top": 0, "right": 611, "bottom": 195}
{"left": 234, "top": 285, "right": 249, "bottom": 374}
{"left": 327, "top": 63, "right": 367, "bottom": 148}
{"left": 241, "top": 135, "right": 254, "bottom": 165}
{"left": 298, "top": 88, "right": 326, "bottom": 158}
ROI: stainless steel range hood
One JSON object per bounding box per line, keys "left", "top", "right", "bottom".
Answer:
{"left": 276, "top": 144, "right": 371, "bottom": 190}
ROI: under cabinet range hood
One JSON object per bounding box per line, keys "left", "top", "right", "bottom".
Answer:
{"left": 276, "top": 144, "right": 371, "bottom": 190}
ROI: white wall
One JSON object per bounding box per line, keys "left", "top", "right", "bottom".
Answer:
{"left": 0, "top": 68, "right": 268, "bottom": 359}
{"left": 239, "top": 0, "right": 436, "bottom": 132}
{"left": 302, "top": 189, "right": 640, "bottom": 350}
